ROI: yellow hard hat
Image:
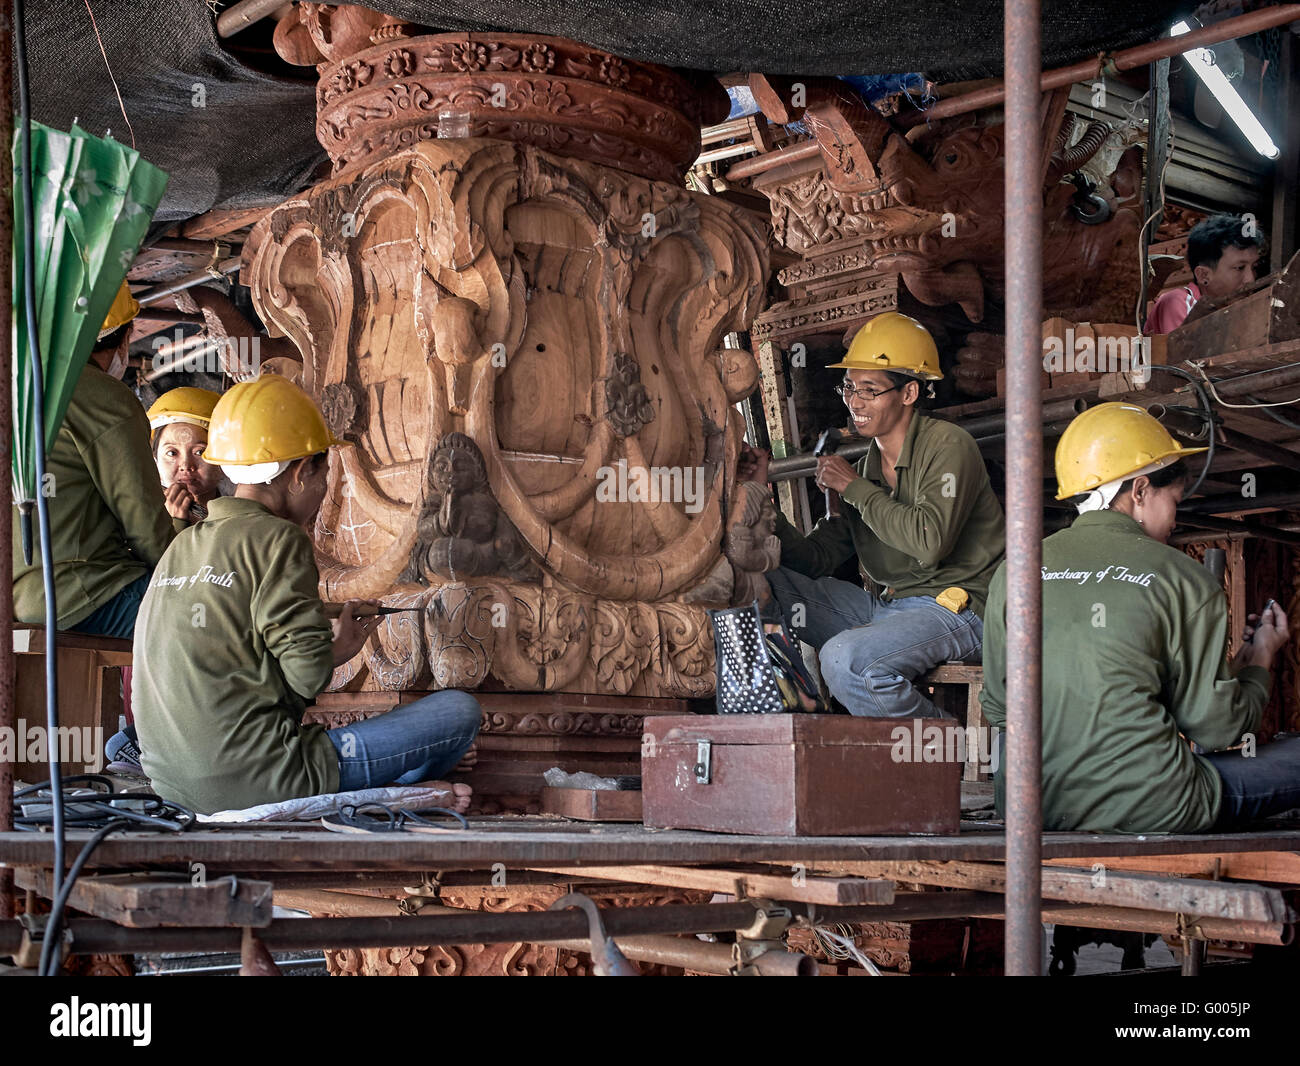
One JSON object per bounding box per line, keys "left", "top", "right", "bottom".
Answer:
{"left": 828, "top": 312, "right": 943, "bottom": 381}
{"left": 203, "top": 375, "right": 345, "bottom": 465}
{"left": 1054, "top": 402, "right": 1207, "bottom": 501}
{"left": 99, "top": 280, "right": 141, "bottom": 339}
{"left": 147, "top": 387, "right": 222, "bottom": 431}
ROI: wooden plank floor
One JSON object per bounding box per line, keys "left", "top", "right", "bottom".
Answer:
{"left": 3, "top": 817, "right": 1299, "bottom": 872}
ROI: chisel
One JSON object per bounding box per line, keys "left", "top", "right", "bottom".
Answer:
{"left": 323, "top": 603, "right": 422, "bottom": 618}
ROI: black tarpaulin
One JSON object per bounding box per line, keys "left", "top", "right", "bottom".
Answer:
{"left": 24, "top": 0, "right": 1192, "bottom": 222}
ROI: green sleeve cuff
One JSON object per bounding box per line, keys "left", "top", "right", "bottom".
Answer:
{"left": 1236, "top": 664, "right": 1272, "bottom": 699}
{"left": 838, "top": 476, "right": 882, "bottom": 510}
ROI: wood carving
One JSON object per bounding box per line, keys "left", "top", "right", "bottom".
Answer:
{"left": 724, "top": 479, "right": 781, "bottom": 606}
{"left": 402, "top": 433, "right": 538, "bottom": 583}
{"left": 322, "top": 886, "right": 710, "bottom": 976}
{"left": 244, "top": 25, "right": 769, "bottom": 698}
{"left": 275, "top": 10, "right": 727, "bottom": 184}
{"left": 748, "top": 79, "right": 1145, "bottom": 332}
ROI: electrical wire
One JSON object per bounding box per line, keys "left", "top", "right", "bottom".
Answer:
{"left": 812, "top": 925, "right": 882, "bottom": 975}
{"left": 1195, "top": 368, "right": 1300, "bottom": 409}
{"left": 1147, "top": 363, "right": 1215, "bottom": 497}
{"left": 1248, "top": 397, "right": 1300, "bottom": 431}
{"left": 14, "top": 776, "right": 195, "bottom": 975}
{"left": 14, "top": 0, "right": 68, "bottom": 908}
{"left": 81, "top": 0, "right": 135, "bottom": 148}
{"left": 1135, "top": 95, "right": 1176, "bottom": 332}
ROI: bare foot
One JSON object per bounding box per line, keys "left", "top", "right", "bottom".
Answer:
{"left": 455, "top": 743, "right": 479, "bottom": 773}
{"left": 412, "top": 779, "right": 473, "bottom": 813}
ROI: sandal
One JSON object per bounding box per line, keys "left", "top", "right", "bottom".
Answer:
{"left": 320, "top": 802, "right": 469, "bottom": 834}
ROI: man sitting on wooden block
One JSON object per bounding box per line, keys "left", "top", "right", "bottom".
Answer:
{"left": 1144, "top": 213, "right": 1263, "bottom": 335}
{"left": 739, "top": 313, "right": 1005, "bottom": 718}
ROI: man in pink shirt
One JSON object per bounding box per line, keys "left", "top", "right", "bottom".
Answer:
{"left": 1145, "top": 213, "right": 1263, "bottom": 334}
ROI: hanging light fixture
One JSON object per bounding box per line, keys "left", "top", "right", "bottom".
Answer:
{"left": 1172, "top": 20, "right": 1280, "bottom": 159}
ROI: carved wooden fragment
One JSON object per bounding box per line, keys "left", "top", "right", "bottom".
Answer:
{"left": 320, "top": 885, "right": 711, "bottom": 977}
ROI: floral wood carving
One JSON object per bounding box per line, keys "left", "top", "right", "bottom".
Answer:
{"left": 272, "top": 13, "right": 727, "bottom": 184}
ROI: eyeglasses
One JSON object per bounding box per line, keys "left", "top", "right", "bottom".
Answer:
{"left": 836, "top": 381, "right": 902, "bottom": 403}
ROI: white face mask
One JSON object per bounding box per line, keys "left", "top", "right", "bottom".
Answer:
{"left": 106, "top": 346, "right": 129, "bottom": 380}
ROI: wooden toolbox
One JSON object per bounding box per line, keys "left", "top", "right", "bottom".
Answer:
{"left": 641, "top": 714, "right": 960, "bottom": 837}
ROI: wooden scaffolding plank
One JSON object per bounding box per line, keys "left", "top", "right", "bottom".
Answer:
{"left": 14, "top": 869, "right": 273, "bottom": 928}
{"left": 527, "top": 864, "right": 895, "bottom": 906}
{"left": 821, "top": 860, "right": 1294, "bottom": 923}
{"left": 5, "top": 825, "right": 1300, "bottom": 872}
{"left": 1045, "top": 851, "right": 1300, "bottom": 885}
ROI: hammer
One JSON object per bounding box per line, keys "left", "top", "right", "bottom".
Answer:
{"left": 813, "top": 427, "right": 847, "bottom": 520}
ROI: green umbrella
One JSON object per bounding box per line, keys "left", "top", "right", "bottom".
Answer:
{"left": 11, "top": 121, "right": 168, "bottom": 560}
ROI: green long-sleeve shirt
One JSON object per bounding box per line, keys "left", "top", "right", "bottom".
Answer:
{"left": 775, "top": 412, "right": 1006, "bottom": 615}
{"left": 12, "top": 365, "right": 176, "bottom": 628}
{"left": 132, "top": 497, "right": 339, "bottom": 814}
{"left": 980, "top": 509, "right": 1271, "bottom": 833}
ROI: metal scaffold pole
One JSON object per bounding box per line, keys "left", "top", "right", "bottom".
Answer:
{"left": 1003, "top": 0, "right": 1045, "bottom": 976}
{"left": 0, "top": 0, "right": 16, "bottom": 922}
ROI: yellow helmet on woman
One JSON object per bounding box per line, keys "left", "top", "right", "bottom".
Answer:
{"left": 1055, "top": 402, "right": 1207, "bottom": 501}
{"left": 147, "top": 387, "right": 221, "bottom": 431}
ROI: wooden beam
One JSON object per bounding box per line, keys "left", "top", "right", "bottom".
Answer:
{"left": 1045, "top": 851, "right": 1300, "bottom": 885}
{"left": 817, "top": 860, "right": 1293, "bottom": 922}
{"left": 7, "top": 825, "right": 1300, "bottom": 871}
{"left": 274, "top": 889, "right": 405, "bottom": 917}
{"left": 1218, "top": 425, "right": 1300, "bottom": 475}
{"left": 15, "top": 870, "right": 272, "bottom": 928}
{"left": 527, "top": 864, "right": 895, "bottom": 906}
{"left": 179, "top": 205, "right": 273, "bottom": 241}
{"left": 1035, "top": 905, "right": 1289, "bottom": 945}
{"left": 755, "top": 338, "right": 802, "bottom": 527}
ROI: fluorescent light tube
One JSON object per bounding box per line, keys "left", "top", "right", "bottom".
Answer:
{"left": 1172, "top": 20, "right": 1280, "bottom": 159}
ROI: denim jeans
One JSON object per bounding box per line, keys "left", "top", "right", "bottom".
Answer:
{"left": 1205, "top": 735, "right": 1300, "bottom": 830}
{"left": 69, "top": 572, "right": 151, "bottom": 640}
{"left": 326, "top": 690, "right": 482, "bottom": 792}
{"left": 766, "top": 566, "right": 983, "bottom": 718}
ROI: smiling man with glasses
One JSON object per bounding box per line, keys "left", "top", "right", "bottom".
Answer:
{"left": 739, "top": 312, "right": 1005, "bottom": 718}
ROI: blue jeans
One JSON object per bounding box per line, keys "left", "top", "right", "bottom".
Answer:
{"left": 326, "top": 690, "right": 482, "bottom": 791}
{"left": 69, "top": 572, "right": 151, "bottom": 640}
{"left": 766, "top": 566, "right": 983, "bottom": 718}
{"left": 1206, "top": 735, "right": 1300, "bottom": 830}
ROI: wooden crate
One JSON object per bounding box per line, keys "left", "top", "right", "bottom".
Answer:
{"left": 539, "top": 786, "right": 643, "bottom": 822}
{"left": 641, "top": 714, "right": 960, "bottom": 837}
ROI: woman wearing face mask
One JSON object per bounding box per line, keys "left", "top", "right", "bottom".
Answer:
{"left": 147, "top": 387, "right": 226, "bottom": 525}
{"left": 11, "top": 282, "right": 175, "bottom": 638}
{"left": 131, "top": 375, "right": 481, "bottom": 816}
{"left": 981, "top": 402, "right": 1294, "bottom": 834}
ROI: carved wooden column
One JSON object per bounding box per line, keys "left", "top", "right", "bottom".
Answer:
{"left": 251, "top": 5, "right": 776, "bottom": 705}
{"left": 252, "top": 6, "right": 775, "bottom": 976}
{"left": 251, "top": 10, "right": 770, "bottom": 709}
